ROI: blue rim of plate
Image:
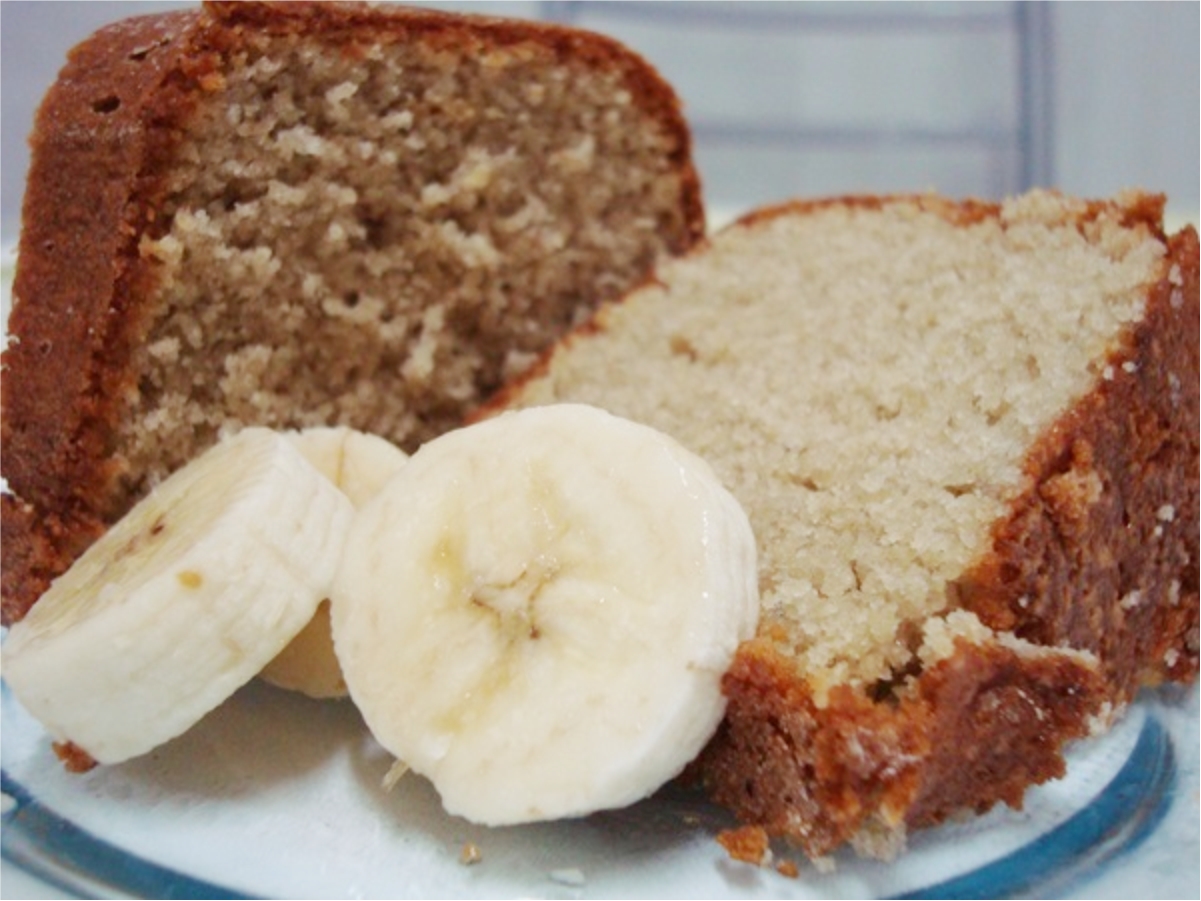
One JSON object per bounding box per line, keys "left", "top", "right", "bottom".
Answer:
{"left": 0, "top": 713, "right": 1177, "bottom": 900}
{"left": 1, "top": 770, "right": 247, "bottom": 900}
{"left": 895, "top": 711, "right": 1176, "bottom": 900}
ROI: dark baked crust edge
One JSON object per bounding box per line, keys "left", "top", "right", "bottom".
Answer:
{"left": 0, "top": 495, "right": 106, "bottom": 625}
{"left": 2, "top": 8, "right": 204, "bottom": 521}
{"left": 699, "top": 634, "right": 1107, "bottom": 858}
{"left": 1, "top": 9, "right": 204, "bottom": 626}
{"left": 959, "top": 224, "right": 1200, "bottom": 695}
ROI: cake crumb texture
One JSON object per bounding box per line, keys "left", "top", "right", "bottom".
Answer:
{"left": 0, "top": 1, "right": 702, "bottom": 625}
{"left": 495, "top": 191, "right": 1198, "bottom": 856}
{"left": 717, "top": 824, "right": 771, "bottom": 866}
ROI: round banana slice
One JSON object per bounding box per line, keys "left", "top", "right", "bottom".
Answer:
{"left": 332, "top": 403, "right": 759, "bottom": 825}
{"left": 1, "top": 427, "right": 355, "bottom": 766}
{"left": 260, "top": 427, "right": 409, "bottom": 699}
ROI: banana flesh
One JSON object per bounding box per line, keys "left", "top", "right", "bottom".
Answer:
{"left": 259, "top": 427, "right": 409, "bottom": 699}
{"left": 3, "top": 407, "right": 759, "bottom": 826}
{"left": 1, "top": 428, "right": 354, "bottom": 765}
{"left": 332, "top": 404, "right": 760, "bottom": 825}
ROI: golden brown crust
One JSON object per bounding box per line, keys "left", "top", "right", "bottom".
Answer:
{"left": 959, "top": 225, "right": 1200, "bottom": 694}
{"left": 0, "top": 1, "right": 703, "bottom": 626}
{"left": 730, "top": 189, "right": 1170, "bottom": 236}
{"left": 0, "top": 494, "right": 106, "bottom": 626}
{"left": 700, "top": 635, "right": 1107, "bottom": 858}
{"left": 903, "top": 640, "right": 1107, "bottom": 829}
{"left": 2, "top": 9, "right": 221, "bottom": 628}
{"left": 700, "top": 639, "right": 928, "bottom": 855}
{"left": 2, "top": 10, "right": 204, "bottom": 523}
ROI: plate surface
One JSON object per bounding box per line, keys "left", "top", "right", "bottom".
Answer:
{"left": 2, "top": 674, "right": 1198, "bottom": 900}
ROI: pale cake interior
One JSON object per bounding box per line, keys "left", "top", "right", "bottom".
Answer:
{"left": 512, "top": 192, "right": 1167, "bottom": 693}
{"left": 123, "top": 28, "right": 691, "bottom": 502}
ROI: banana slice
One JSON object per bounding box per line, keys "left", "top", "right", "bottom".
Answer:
{"left": 260, "top": 427, "right": 409, "bottom": 699}
{"left": 282, "top": 426, "right": 412, "bottom": 509}
{"left": 1, "top": 427, "right": 354, "bottom": 765}
{"left": 332, "top": 403, "right": 759, "bottom": 825}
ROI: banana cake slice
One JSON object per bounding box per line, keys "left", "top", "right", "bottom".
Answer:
{"left": 0, "top": 1, "right": 703, "bottom": 625}
{"left": 490, "top": 190, "right": 1199, "bottom": 857}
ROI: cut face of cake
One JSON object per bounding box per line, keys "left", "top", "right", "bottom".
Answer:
{"left": 1, "top": 1, "right": 703, "bottom": 625}
{"left": 490, "top": 190, "right": 1199, "bottom": 856}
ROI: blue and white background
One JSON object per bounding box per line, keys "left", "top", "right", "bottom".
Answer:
{"left": 2, "top": 1, "right": 1198, "bottom": 240}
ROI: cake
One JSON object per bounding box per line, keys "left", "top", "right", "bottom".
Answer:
{"left": 0, "top": 1, "right": 703, "bottom": 625}
{"left": 487, "top": 190, "right": 1200, "bottom": 857}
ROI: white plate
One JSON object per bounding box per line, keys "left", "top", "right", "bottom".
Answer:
{"left": 2, "top": 669, "right": 1198, "bottom": 900}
